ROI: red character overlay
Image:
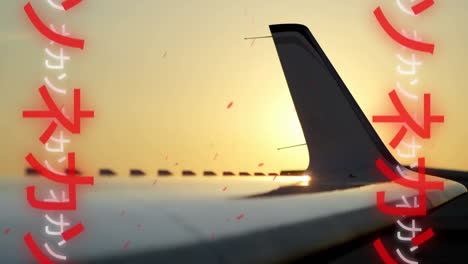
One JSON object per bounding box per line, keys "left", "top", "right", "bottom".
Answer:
{"left": 25, "top": 152, "right": 94, "bottom": 210}
{"left": 61, "top": 222, "right": 84, "bottom": 241}
{"left": 374, "top": 229, "right": 434, "bottom": 264}
{"left": 372, "top": 90, "right": 444, "bottom": 149}
{"left": 24, "top": 0, "right": 88, "bottom": 262}
{"left": 412, "top": 0, "right": 435, "bottom": 15}
{"left": 373, "top": 239, "right": 398, "bottom": 264}
{"left": 25, "top": 223, "right": 85, "bottom": 264}
{"left": 23, "top": 85, "right": 94, "bottom": 143}
{"left": 373, "top": 7, "right": 435, "bottom": 54}
{"left": 375, "top": 158, "right": 444, "bottom": 216}
{"left": 62, "top": 0, "right": 83, "bottom": 11}
{"left": 24, "top": 2, "right": 85, "bottom": 49}
{"left": 412, "top": 228, "right": 434, "bottom": 246}
{"left": 373, "top": 0, "right": 437, "bottom": 262}
{"left": 24, "top": 233, "right": 55, "bottom": 264}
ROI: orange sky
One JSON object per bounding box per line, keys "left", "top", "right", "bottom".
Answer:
{"left": 1, "top": 0, "right": 467, "bottom": 176}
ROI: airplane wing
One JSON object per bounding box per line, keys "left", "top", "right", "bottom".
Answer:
{"left": 0, "top": 24, "right": 465, "bottom": 263}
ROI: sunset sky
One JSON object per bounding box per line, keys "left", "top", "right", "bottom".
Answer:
{"left": 1, "top": 0, "right": 467, "bottom": 177}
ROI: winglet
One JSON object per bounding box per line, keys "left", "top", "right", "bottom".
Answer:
{"left": 270, "top": 24, "right": 400, "bottom": 190}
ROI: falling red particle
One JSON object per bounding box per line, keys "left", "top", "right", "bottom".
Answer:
{"left": 250, "top": 39, "right": 256, "bottom": 46}
{"left": 236, "top": 214, "right": 245, "bottom": 220}
{"left": 153, "top": 179, "right": 158, "bottom": 185}
{"left": 123, "top": 240, "right": 130, "bottom": 249}
{"left": 227, "top": 101, "right": 234, "bottom": 109}
{"left": 175, "top": 162, "right": 179, "bottom": 166}
{"left": 162, "top": 51, "right": 167, "bottom": 58}
{"left": 258, "top": 163, "right": 264, "bottom": 167}
{"left": 222, "top": 187, "right": 227, "bottom": 191}
{"left": 210, "top": 233, "right": 215, "bottom": 239}
{"left": 226, "top": 218, "right": 230, "bottom": 222}
{"left": 120, "top": 210, "right": 126, "bottom": 216}
{"left": 213, "top": 152, "right": 219, "bottom": 160}
{"left": 137, "top": 224, "right": 142, "bottom": 229}
{"left": 273, "top": 176, "right": 277, "bottom": 181}
{"left": 4, "top": 228, "right": 11, "bottom": 234}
